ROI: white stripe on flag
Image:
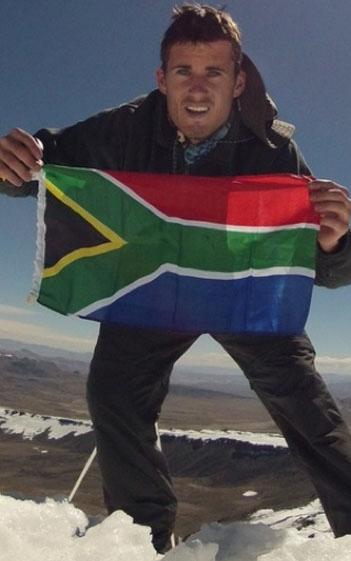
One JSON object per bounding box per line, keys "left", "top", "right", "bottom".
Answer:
{"left": 76, "top": 264, "right": 315, "bottom": 317}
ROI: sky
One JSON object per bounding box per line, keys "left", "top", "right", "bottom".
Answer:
{"left": 1, "top": 0, "right": 351, "bottom": 371}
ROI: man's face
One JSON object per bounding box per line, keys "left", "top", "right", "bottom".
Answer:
{"left": 157, "top": 40, "right": 246, "bottom": 144}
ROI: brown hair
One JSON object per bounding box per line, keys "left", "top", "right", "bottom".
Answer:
{"left": 160, "top": 4, "right": 242, "bottom": 71}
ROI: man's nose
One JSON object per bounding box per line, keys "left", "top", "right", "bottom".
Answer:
{"left": 188, "top": 76, "right": 208, "bottom": 93}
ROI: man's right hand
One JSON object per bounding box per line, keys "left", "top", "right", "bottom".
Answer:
{"left": 0, "top": 128, "right": 43, "bottom": 187}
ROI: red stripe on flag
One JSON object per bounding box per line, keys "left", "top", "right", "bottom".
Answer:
{"left": 104, "top": 172, "right": 319, "bottom": 227}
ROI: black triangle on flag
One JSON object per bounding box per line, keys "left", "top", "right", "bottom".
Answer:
{"left": 44, "top": 191, "right": 109, "bottom": 269}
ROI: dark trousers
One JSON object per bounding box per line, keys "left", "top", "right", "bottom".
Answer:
{"left": 87, "top": 323, "right": 351, "bottom": 552}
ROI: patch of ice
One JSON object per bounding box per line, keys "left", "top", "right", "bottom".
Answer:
{"left": 243, "top": 490, "right": 258, "bottom": 497}
{"left": 160, "top": 428, "right": 286, "bottom": 448}
{"left": 0, "top": 494, "right": 159, "bottom": 561}
{"left": 0, "top": 408, "right": 92, "bottom": 440}
{"left": 1, "top": 494, "right": 351, "bottom": 561}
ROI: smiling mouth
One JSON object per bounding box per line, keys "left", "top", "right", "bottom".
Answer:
{"left": 185, "top": 105, "right": 210, "bottom": 115}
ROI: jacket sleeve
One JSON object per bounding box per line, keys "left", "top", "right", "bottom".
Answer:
{"left": 0, "top": 104, "right": 133, "bottom": 199}
{"left": 314, "top": 232, "right": 351, "bottom": 288}
{"left": 36, "top": 105, "right": 131, "bottom": 169}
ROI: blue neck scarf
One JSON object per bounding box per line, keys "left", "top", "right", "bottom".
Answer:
{"left": 181, "top": 121, "right": 231, "bottom": 165}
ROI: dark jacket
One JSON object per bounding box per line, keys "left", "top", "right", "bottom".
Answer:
{"left": 1, "top": 87, "right": 351, "bottom": 288}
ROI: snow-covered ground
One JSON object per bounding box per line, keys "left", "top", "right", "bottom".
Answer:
{"left": 0, "top": 407, "right": 92, "bottom": 440}
{"left": 161, "top": 428, "right": 286, "bottom": 448}
{"left": 2, "top": 407, "right": 351, "bottom": 559}
{"left": 0, "top": 407, "right": 286, "bottom": 447}
{"left": 1, "top": 494, "right": 351, "bottom": 561}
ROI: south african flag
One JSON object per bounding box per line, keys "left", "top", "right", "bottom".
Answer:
{"left": 32, "top": 165, "right": 319, "bottom": 334}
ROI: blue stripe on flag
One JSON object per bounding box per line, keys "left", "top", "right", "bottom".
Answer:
{"left": 82, "top": 274, "right": 313, "bottom": 334}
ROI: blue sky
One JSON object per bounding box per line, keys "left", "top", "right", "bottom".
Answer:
{"left": 1, "top": 0, "right": 351, "bottom": 372}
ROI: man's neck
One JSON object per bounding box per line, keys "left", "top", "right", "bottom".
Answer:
{"left": 179, "top": 120, "right": 232, "bottom": 166}
{"left": 177, "top": 113, "right": 234, "bottom": 147}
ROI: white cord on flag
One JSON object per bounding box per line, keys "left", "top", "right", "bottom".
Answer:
{"left": 68, "top": 446, "right": 97, "bottom": 503}
{"left": 27, "top": 168, "right": 47, "bottom": 304}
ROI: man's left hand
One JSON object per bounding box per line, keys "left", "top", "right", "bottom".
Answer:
{"left": 309, "top": 180, "right": 351, "bottom": 253}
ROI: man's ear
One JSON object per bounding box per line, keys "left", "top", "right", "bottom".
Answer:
{"left": 233, "top": 70, "right": 246, "bottom": 99}
{"left": 156, "top": 68, "right": 167, "bottom": 95}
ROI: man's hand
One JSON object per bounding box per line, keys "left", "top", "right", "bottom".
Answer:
{"left": 309, "top": 180, "right": 351, "bottom": 253}
{"left": 0, "top": 128, "right": 43, "bottom": 187}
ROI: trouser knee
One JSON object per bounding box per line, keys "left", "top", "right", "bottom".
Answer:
{"left": 244, "top": 335, "right": 318, "bottom": 396}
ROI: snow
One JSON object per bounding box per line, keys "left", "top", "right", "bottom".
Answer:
{"left": 161, "top": 428, "right": 287, "bottom": 447}
{"left": 33, "top": 446, "right": 48, "bottom": 454}
{"left": 0, "top": 407, "right": 287, "bottom": 447}
{"left": 0, "top": 408, "right": 92, "bottom": 440}
{"left": 243, "top": 490, "right": 258, "bottom": 497}
{"left": 0, "top": 495, "right": 158, "bottom": 561}
{"left": 1, "top": 494, "right": 351, "bottom": 560}
{"left": 2, "top": 407, "right": 351, "bottom": 558}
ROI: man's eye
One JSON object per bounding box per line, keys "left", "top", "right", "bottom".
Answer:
{"left": 175, "top": 68, "right": 190, "bottom": 76}
{"left": 207, "top": 70, "right": 221, "bottom": 77}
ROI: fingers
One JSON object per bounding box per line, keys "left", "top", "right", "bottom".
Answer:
{"left": 310, "top": 182, "right": 351, "bottom": 220}
{"left": 317, "top": 218, "right": 348, "bottom": 253}
{"left": 0, "top": 128, "right": 43, "bottom": 187}
{"left": 309, "top": 179, "right": 351, "bottom": 252}
{"left": 309, "top": 182, "right": 350, "bottom": 204}
{"left": 312, "top": 196, "right": 351, "bottom": 225}
{"left": 319, "top": 215, "right": 349, "bottom": 237}
{"left": 309, "top": 179, "right": 349, "bottom": 195}
{"left": 10, "top": 128, "right": 43, "bottom": 159}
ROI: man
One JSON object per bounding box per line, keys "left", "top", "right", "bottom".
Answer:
{"left": 1, "top": 4, "right": 351, "bottom": 554}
